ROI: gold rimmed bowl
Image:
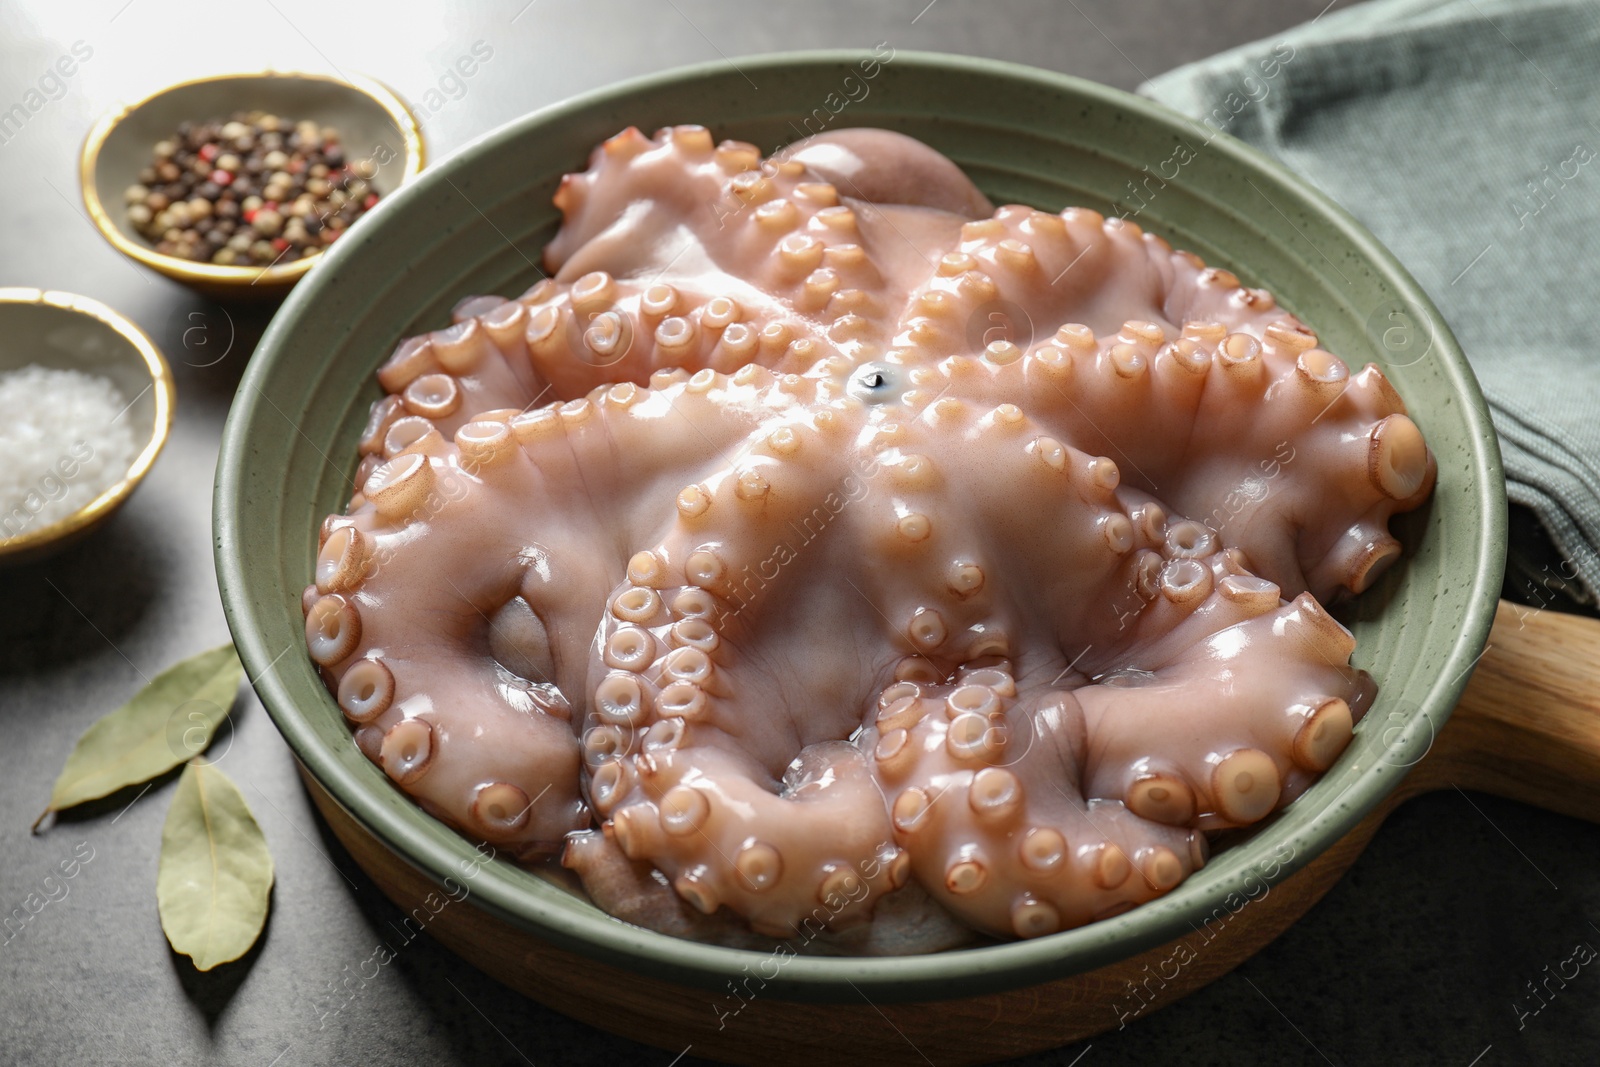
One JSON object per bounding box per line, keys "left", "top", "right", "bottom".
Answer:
{"left": 81, "top": 71, "right": 425, "bottom": 300}
{"left": 0, "top": 288, "right": 173, "bottom": 564}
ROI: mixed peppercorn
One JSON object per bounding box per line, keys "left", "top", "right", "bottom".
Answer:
{"left": 122, "top": 111, "right": 382, "bottom": 267}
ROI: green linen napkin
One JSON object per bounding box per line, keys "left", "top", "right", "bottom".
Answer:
{"left": 1142, "top": 0, "right": 1600, "bottom": 603}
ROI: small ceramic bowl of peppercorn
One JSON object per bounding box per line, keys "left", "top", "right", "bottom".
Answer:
{"left": 81, "top": 71, "right": 425, "bottom": 300}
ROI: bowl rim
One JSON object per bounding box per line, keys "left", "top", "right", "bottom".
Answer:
{"left": 0, "top": 287, "right": 174, "bottom": 559}
{"left": 79, "top": 69, "right": 426, "bottom": 288}
{"left": 216, "top": 49, "right": 1507, "bottom": 997}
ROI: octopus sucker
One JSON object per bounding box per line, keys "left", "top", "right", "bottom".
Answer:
{"left": 337, "top": 656, "right": 393, "bottom": 723}
{"left": 306, "top": 126, "right": 1435, "bottom": 950}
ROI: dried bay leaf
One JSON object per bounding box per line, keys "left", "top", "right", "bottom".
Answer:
{"left": 157, "top": 761, "right": 274, "bottom": 970}
{"left": 35, "top": 644, "right": 242, "bottom": 829}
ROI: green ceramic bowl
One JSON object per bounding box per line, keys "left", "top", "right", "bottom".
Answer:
{"left": 215, "top": 51, "right": 1505, "bottom": 1002}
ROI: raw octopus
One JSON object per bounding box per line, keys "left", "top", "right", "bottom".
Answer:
{"left": 303, "top": 124, "right": 1434, "bottom": 949}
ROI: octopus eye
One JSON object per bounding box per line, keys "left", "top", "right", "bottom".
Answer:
{"left": 848, "top": 361, "right": 902, "bottom": 404}
{"left": 487, "top": 596, "right": 556, "bottom": 685}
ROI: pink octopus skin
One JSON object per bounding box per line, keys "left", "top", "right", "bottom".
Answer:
{"left": 303, "top": 124, "right": 1435, "bottom": 946}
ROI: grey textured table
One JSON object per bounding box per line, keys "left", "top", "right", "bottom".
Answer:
{"left": 3, "top": 2, "right": 1597, "bottom": 1065}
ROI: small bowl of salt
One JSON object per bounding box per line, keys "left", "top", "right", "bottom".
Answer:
{"left": 0, "top": 288, "right": 174, "bottom": 563}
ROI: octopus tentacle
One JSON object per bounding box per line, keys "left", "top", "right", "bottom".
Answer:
{"left": 784, "top": 127, "right": 996, "bottom": 219}
{"left": 312, "top": 444, "right": 589, "bottom": 856}
{"left": 861, "top": 670, "right": 1203, "bottom": 938}
{"left": 605, "top": 742, "right": 902, "bottom": 937}
{"left": 883, "top": 319, "right": 1425, "bottom": 602}
{"left": 374, "top": 307, "right": 543, "bottom": 435}
{"left": 563, "top": 825, "right": 978, "bottom": 954}
{"left": 562, "top": 828, "right": 779, "bottom": 949}
{"left": 1079, "top": 550, "right": 1374, "bottom": 830}
{"left": 321, "top": 371, "right": 786, "bottom": 856}
{"left": 880, "top": 203, "right": 1431, "bottom": 601}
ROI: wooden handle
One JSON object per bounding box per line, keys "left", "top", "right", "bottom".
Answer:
{"left": 1422, "top": 599, "right": 1600, "bottom": 821}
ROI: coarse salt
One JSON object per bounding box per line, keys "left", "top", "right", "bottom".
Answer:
{"left": 0, "top": 365, "right": 141, "bottom": 539}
